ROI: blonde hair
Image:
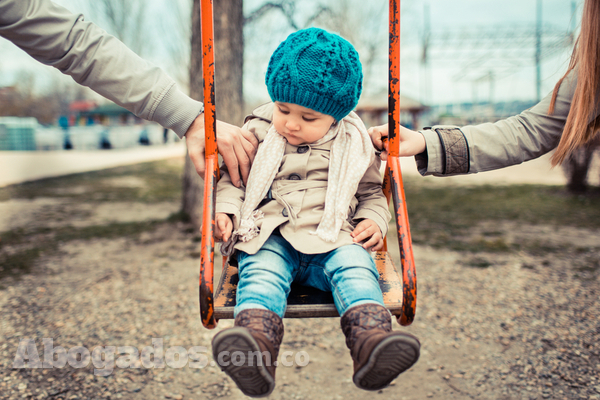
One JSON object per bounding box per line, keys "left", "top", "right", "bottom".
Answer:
{"left": 549, "top": 0, "right": 600, "bottom": 165}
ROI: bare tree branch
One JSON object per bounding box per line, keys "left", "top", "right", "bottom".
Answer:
{"left": 245, "top": 3, "right": 285, "bottom": 25}
{"left": 245, "top": 0, "right": 299, "bottom": 30}
{"left": 303, "top": 5, "right": 334, "bottom": 26}
{"left": 91, "top": 0, "right": 148, "bottom": 56}
{"left": 159, "top": 0, "right": 192, "bottom": 86}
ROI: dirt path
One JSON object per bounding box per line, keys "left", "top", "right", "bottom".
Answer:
{"left": 1, "top": 158, "right": 599, "bottom": 400}
{"left": 1, "top": 222, "right": 598, "bottom": 400}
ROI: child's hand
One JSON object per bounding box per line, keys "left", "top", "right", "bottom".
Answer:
{"left": 351, "top": 219, "right": 384, "bottom": 251}
{"left": 368, "top": 124, "right": 426, "bottom": 159}
{"left": 215, "top": 213, "right": 233, "bottom": 242}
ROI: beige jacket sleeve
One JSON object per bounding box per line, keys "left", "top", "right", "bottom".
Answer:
{"left": 352, "top": 156, "right": 389, "bottom": 238}
{"left": 416, "top": 69, "right": 595, "bottom": 176}
{"left": 0, "top": 0, "right": 202, "bottom": 137}
{"left": 215, "top": 162, "right": 247, "bottom": 230}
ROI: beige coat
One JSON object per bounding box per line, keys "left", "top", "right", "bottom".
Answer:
{"left": 216, "top": 103, "right": 391, "bottom": 256}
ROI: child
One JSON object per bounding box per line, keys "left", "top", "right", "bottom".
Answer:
{"left": 212, "top": 27, "right": 420, "bottom": 397}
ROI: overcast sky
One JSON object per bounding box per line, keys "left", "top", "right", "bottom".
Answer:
{"left": 0, "top": 0, "right": 581, "bottom": 107}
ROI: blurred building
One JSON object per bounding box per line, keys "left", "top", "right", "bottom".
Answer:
{"left": 0, "top": 117, "right": 38, "bottom": 151}
{"left": 356, "top": 94, "right": 428, "bottom": 130}
{"left": 67, "top": 100, "right": 97, "bottom": 126}
{"left": 68, "top": 101, "right": 140, "bottom": 127}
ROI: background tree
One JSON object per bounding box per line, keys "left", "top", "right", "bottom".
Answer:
{"left": 158, "top": 0, "right": 193, "bottom": 86}
{"left": 89, "top": 0, "right": 149, "bottom": 56}
{"left": 562, "top": 140, "right": 600, "bottom": 193}
{"left": 0, "top": 71, "right": 83, "bottom": 124}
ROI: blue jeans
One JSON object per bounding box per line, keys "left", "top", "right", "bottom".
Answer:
{"left": 235, "top": 233, "right": 384, "bottom": 318}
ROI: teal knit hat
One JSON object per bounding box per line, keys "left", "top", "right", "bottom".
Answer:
{"left": 265, "top": 27, "right": 363, "bottom": 122}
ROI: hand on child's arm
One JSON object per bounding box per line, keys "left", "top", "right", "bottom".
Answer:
{"left": 215, "top": 213, "right": 233, "bottom": 242}
{"left": 351, "top": 219, "right": 384, "bottom": 251}
{"left": 185, "top": 117, "right": 257, "bottom": 187}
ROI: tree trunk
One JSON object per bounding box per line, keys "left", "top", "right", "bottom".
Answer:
{"left": 562, "top": 146, "right": 595, "bottom": 193}
{"left": 181, "top": 0, "right": 204, "bottom": 227}
{"left": 214, "top": 0, "right": 245, "bottom": 125}
{"left": 181, "top": 0, "right": 244, "bottom": 229}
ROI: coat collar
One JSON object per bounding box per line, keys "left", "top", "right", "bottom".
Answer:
{"left": 244, "top": 102, "right": 274, "bottom": 124}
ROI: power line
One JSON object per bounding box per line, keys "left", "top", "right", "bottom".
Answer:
{"left": 421, "top": 1, "right": 576, "bottom": 103}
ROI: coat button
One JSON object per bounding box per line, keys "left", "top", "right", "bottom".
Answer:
{"left": 288, "top": 173, "right": 301, "bottom": 180}
{"left": 282, "top": 208, "right": 288, "bottom": 217}
{"left": 297, "top": 145, "right": 309, "bottom": 154}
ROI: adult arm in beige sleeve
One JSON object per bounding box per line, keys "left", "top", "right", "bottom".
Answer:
{"left": 0, "top": 0, "right": 201, "bottom": 137}
{"left": 0, "top": 0, "right": 258, "bottom": 183}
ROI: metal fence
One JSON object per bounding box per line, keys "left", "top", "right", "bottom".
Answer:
{"left": 0, "top": 117, "right": 179, "bottom": 151}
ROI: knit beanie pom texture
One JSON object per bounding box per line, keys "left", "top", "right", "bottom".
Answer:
{"left": 266, "top": 27, "right": 363, "bottom": 122}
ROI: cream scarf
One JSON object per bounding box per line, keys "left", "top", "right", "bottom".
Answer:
{"left": 226, "top": 111, "right": 374, "bottom": 251}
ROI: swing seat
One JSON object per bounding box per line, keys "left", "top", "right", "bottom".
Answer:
{"left": 198, "top": 0, "right": 415, "bottom": 329}
{"left": 213, "top": 250, "right": 406, "bottom": 320}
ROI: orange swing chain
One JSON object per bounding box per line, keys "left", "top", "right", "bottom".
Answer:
{"left": 199, "top": 0, "right": 218, "bottom": 329}
{"left": 387, "top": 0, "right": 417, "bottom": 326}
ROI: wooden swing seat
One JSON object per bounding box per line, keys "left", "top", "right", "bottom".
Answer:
{"left": 213, "top": 250, "right": 405, "bottom": 320}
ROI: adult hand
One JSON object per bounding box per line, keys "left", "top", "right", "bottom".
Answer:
{"left": 368, "top": 124, "right": 426, "bottom": 161}
{"left": 185, "top": 115, "right": 258, "bottom": 187}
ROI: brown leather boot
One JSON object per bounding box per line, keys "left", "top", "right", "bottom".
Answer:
{"left": 341, "top": 303, "right": 420, "bottom": 391}
{"left": 212, "top": 309, "right": 284, "bottom": 398}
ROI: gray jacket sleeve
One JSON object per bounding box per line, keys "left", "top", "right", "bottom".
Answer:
{"left": 0, "top": 0, "right": 202, "bottom": 137}
{"left": 417, "top": 69, "right": 582, "bottom": 176}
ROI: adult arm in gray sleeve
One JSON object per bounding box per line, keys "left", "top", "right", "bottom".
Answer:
{"left": 0, "top": 0, "right": 202, "bottom": 137}
{"left": 417, "top": 69, "right": 584, "bottom": 176}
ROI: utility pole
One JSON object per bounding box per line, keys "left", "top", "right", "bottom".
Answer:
{"left": 421, "top": 4, "right": 431, "bottom": 106}
{"left": 535, "top": 0, "right": 542, "bottom": 101}
{"left": 489, "top": 70, "right": 495, "bottom": 104}
{"left": 570, "top": 1, "right": 577, "bottom": 42}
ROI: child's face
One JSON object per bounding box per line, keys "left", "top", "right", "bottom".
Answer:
{"left": 273, "top": 102, "right": 335, "bottom": 146}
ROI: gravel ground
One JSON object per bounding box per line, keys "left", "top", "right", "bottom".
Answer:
{"left": 1, "top": 182, "right": 600, "bottom": 399}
